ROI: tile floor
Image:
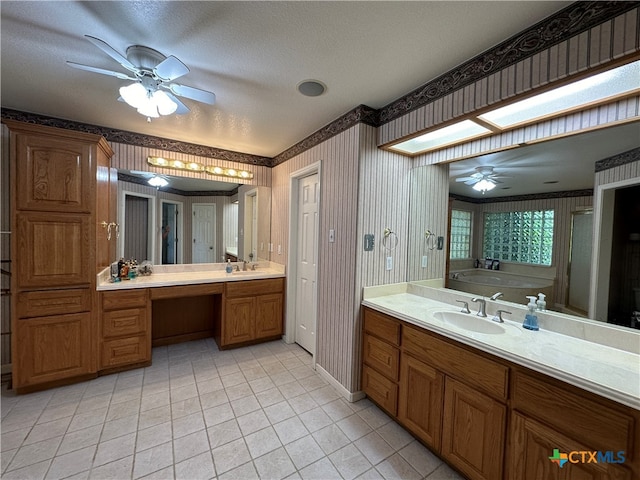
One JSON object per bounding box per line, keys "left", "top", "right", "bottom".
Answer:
{"left": 1, "top": 339, "right": 464, "bottom": 480}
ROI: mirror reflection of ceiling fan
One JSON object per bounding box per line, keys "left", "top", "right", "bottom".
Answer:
{"left": 67, "top": 35, "right": 216, "bottom": 119}
{"left": 455, "top": 166, "right": 511, "bottom": 193}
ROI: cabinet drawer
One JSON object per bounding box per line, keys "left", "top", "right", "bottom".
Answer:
{"left": 363, "top": 308, "right": 401, "bottom": 346}
{"left": 150, "top": 283, "right": 223, "bottom": 300}
{"left": 103, "top": 308, "right": 147, "bottom": 338}
{"left": 17, "top": 288, "right": 91, "bottom": 318}
{"left": 363, "top": 333, "right": 399, "bottom": 381}
{"left": 225, "top": 278, "right": 284, "bottom": 297}
{"left": 511, "top": 370, "right": 634, "bottom": 455}
{"left": 103, "top": 289, "right": 148, "bottom": 310}
{"left": 101, "top": 336, "right": 149, "bottom": 368}
{"left": 362, "top": 365, "right": 398, "bottom": 416}
{"left": 403, "top": 325, "right": 508, "bottom": 400}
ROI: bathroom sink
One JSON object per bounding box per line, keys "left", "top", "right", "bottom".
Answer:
{"left": 433, "top": 311, "right": 506, "bottom": 335}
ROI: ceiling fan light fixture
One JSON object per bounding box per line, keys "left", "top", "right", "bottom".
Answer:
{"left": 472, "top": 178, "right": 496, "bottom": 194}
{"left": 119, "top": 81, "right": 177, "bottom": 118}
{"left": 148, "top": 175, "right": 168, "bottom": 188}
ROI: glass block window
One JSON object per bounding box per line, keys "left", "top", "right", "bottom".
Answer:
{"left": 483, "top": 210, "right": 554, "bottom": 265}
{"left": 450, "top": 209, "right": 472, "bottom": 259}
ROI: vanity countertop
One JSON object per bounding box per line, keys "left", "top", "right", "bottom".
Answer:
{"left": 97, "top": 263, "right": 285, "bottom": 291}
{"left": 362, "top": 287, "right": 640, "bottom": 410}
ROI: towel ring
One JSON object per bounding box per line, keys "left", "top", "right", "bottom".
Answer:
{"left": 382, "top": 228, "right": 398, "bottom": 251}
{"left": 425, "top": 230, "right": 437, "bottom": 250}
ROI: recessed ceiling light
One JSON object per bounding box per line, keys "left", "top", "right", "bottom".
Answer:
{"left": 298, "top": 80, "right": 326, "bottom": 97}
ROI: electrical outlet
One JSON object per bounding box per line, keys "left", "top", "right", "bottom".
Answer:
{"left": 422, "top": 255, "right": 428, "bottom": 268}
{"left": 277, "top": 245, "right": 282, "bottom": 255}
{"left": 364, "top": 234, "right": 374, "bottom": 251}
{"left": 329, "top": 229, "right": 335, "bottom": 243}
{"left": 386, "top": 256, "right": 393, "bottom": 271}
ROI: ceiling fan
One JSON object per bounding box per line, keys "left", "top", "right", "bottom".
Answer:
{"left": 67, "top": 35, "right": 215, "bottom": 118}
{"left": 455, "top": 166, "right": 510, "bottom": 193}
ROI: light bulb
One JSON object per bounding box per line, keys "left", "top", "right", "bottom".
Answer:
{"left": 119, "top": 82, "right": 147, "bottom": 108}
{"left": 153, "top": 90, "right": 178, "bottom": 115}
{"left": 472, "top": 179, "right": 496, "bottom": 193}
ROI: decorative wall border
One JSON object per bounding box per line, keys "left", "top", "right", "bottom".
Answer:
{"left": 451, "top": 189, "right": 593, "bottom": 204}
{"left": 2, "top": 2, "right": 635, "bottom": 166}
{"left": 377, "top": 1, "right": 639, "bottom": 124}
{"left": 595, "top": 146, "right": 640, "bottom": 172}
{"left": 0, "top": 108, "right": 272, "bottom": 167}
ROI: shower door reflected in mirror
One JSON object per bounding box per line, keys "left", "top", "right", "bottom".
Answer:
{"left": 567, "top": 210, "right": 593, "bottom": 315}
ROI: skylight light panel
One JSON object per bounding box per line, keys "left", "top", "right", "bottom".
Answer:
{"left": 478, "top": 60, "right": 640, "bottom": 128}
{"left": 389, "top": 120, "right": 491, "bottom": 155}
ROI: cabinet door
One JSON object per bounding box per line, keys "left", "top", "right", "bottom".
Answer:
{"left": 16, "top": 212, "right": 90, "bottom": 288}
{"left": 255, "top": 293, "right": 283, "bottom": 339}
{"left": 15, "top": 312, "right": 92, "bottom": 388}
{"left": 398, "top": 354, "right": 444, "bottom": 452}
{"left": 224, "top": 297, "right": 255, "bottom": 345}
{"left": 509, "top": 412, "right": 631, "bottom": 480}
{"left": 441, "top": 377, "right": 506, "bottom": 480}
{"left": 15, "top": 133, "right": 92, "bottom": 213}
{"left": 96, "top": 160, "right": 117, "bottom": 270}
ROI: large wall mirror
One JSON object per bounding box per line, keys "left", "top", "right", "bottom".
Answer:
{"left": 116, "top": 170, "right": 271, "bottom": 266}
{"left": 408, "top": 121, "right": 640, "bottom": 330}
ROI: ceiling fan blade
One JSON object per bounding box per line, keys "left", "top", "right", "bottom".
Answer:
{"left": 84, "top": 35, "right": 138, "bottom": 72}
{"left": 455, "top": 176, "right": 475, "bottom": 182}
{"left": 165, "top": 92, "right": 191, "bottom": 114}
{"left": 169, "top": 83, "right": 216, "bottom": 105}
{"left": 464, "top": 179, "right": 478, "bottom": 185}
{"left": 154, "top": 56, "right": 189, "bottom": 81}
{"left": 66, "top": 61, "right": 136, "bottom": 80}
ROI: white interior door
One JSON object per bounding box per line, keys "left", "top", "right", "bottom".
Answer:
{"left": 295, "top": 173, "right": 319, "bottom": 354}
{"left": 192, "top": 204, "right": 216, "bottom": 263}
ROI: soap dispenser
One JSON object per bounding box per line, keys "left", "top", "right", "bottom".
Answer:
{"left": 523, "top": 296, "right": 539, "bottom": 331}
{"left": 537, "top": 293, "right": 546, "bottom": 311}
{"left": 225, "top": 259, "right": 233, "bottom": 274}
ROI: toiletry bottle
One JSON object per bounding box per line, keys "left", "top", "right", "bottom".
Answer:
{"left": 225, "top": 259, "right": 233, "bottom": 274}
{"left": 523, "top": 296, "right": 539, "bottom": 331}
{"left": 536, "top": 293, "right": 546, "bottom": 311}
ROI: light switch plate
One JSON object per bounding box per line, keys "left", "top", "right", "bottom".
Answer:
{"left": 421, "top": 255, "right": 428, "bottom": 268}
{"left": 364, "top": 234, "right": 374, "bottom": 251}
{"left": 329, "top": 229, "right": 335, "bottom": 243}
{"left": 386, "top": 256, "right": 393, "bottom": 271}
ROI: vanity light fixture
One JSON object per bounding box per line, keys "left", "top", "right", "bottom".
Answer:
{"left": 147, "top": 156, "right": 254, "bottom": 180}
{"left": 388, "top": 59, "right": 640, "bottom": 156}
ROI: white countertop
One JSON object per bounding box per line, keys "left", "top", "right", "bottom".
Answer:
{"left": 97, "top": 262, "right": 285, "bottom": 291}
{"left": 362, "top": 287, "right": 640, "bottom": 410}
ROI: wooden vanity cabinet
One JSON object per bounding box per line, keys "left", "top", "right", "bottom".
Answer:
{"left": 7, "top": 120, "right": 114, "bottom": 392}
{"left": 508, "top": 369, "right": 636, "bottom": 480}
{"left": 221, "top": 278, "right": 284, "bottom": 348}
{"left": 100, "top": 289, "right": 150, "bottom": 371}
{"left": 362, "top": 306, "right": 640, "bottom": 480}
{"left": 362, "top": 308, "right": 401, "bottom": 416}
{"left": 401, "top": 322, "right": 507, "bottom": 480}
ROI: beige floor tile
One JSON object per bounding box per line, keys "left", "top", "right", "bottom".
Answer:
{"left": 57, "top": 424, "right": 102, "bottom": 456}
{"left": 244, "top": 426, "right": 282, "bottom": 459}
{"left": 284, "top": 435, "right": 325, "bottom": 470}
{"left": 329, "top": 443, "right": 372, "bottom": 480}
{"left": 206, "top": 419, "right": 242, "bottom": 449}
{"left": 174, "top": 451, "right": 215, "bottom": 480}
{"left": 132, "top": 441, "right": 173, "bottom": 479}
{"left": 375, "top": 453, "right": 421, "bottom": 480}
{"left": 299, "top": 457, "right": 341, "bottom": 480}
{"left": 136, "top": 422, "right": 172, "bottom": 452}
{"left": 173, "top": 429, "right": 209, "bottom": 464}
{"left": 89, "top": 455, "right": 134, "bottom": 479}
{"left": 211, "top": 437, "right": 251, "bottom": 475}
{"left": 253, "top": 447, "right": 296, "bottom": 480}
{"left": 94, "top": 432, "right": 136, "bottom": 467}
{"left": 45, "top": 445, "right": 95, "bottom": 480}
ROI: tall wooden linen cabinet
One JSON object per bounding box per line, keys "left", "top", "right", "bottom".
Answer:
{"left": 6, "top": 120, "right": 116, "bottom": 393}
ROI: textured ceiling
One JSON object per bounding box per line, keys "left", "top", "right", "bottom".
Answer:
{"left": 1, "top": 1, "right": 571, "bottom": 158}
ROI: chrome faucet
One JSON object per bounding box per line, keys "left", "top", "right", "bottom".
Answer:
{"left": 490, "top": 292, "right": 504, "bottom": 301}
{"left": 456, "top": 300, "right": 470, "bottom": 314}
{"left": 492, "top": 309, "right": 512, "bottom": 323}
{"left": 471, "top": 297, "right": 487, "bottom": 317}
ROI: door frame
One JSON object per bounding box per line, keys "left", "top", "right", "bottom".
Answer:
{"left": 191, "top": 202, "right": 217, "bottom": 264}
{"left": 118, "top": 189, "right": 156, "bottom": 262}
{"left": 286, "top": 161, "right": 322, "bottom": 364}
{"left": 566, "top": 208, "right": 593, "bottom": 315}
{"left": 160, "top": 199, "right": 183, "bottom": 264}
{"left": 590, "top": 176, "right": 640, "bottom": 320}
